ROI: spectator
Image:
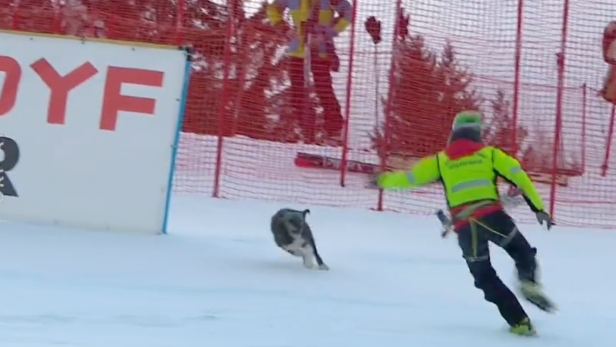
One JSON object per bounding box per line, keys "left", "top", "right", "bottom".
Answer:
{"left": 601, "top": 21, "right": 616, "bottom": 103}
{"left": 267, "top": 0, "right": 352, "bottom": 144}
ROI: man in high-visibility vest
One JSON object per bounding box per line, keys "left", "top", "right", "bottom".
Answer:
{"left": 374, "top": 111, "right": 556, "bottom": 336}
{"left": 267, "top": 0, "right": 352, "bottom": 144}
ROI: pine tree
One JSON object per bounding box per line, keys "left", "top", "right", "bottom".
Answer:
{"left": 482, "top": 89, "right": 581, "bottom": 177}
{"left": 483, "top": 88, "right": 528, "bottom": 156}
{"left": 232, "top": 2, "right": 288, "bottom": 140}
{"left": 373, "top": 34, "right": 483, "bottom": 158}
{"left": 177, "top": 0, "right": 287, "bottom": 138}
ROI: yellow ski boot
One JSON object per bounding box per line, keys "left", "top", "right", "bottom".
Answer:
{"left": 509, "top": 318, "right": 537, "bottom": 336}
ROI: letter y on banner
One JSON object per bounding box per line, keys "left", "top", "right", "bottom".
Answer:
{"left": 31, "top": 58, "right": 98, "bottom": 125}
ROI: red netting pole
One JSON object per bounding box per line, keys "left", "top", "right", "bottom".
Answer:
{"left": 212, "top": 4, "right": 235, "bottom": 198}
{"left": 175, "top": 0, "right": 185, "bottom": 45}
{"left": 510, "top": 0, "right": 524, "bottom": 154}
{"left": 339, "top": 0, "right": 358, "bottom": 187}
{"left": 549, "top": 0, "right": 571, "bottom": 219}
{"left": 602, "top": 105, "right": 616, "bottom": 177}
{"left": 581, "top": 83, "right": 587, "bottom": 171}
{"left": 11, "top": 3, "right": 18, "bottom": 29}
{"left": 53, "top": 6, "right": 62, "bottom": 34}
{"left": 377, "top": 0, "right": 403, "bottom": 211}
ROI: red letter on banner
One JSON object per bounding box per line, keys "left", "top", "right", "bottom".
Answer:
{"left": 100, "top": 67, "right": 164, "bottom": 131}
{"left": 31, "top": 58, "right": 98, "bottom": 125}
{"left": 0, "top": 56, "right": 21, "bottom": 116}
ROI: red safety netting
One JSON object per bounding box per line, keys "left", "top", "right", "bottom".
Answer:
{"left": 4, "top": 0, "right": 616, "bottom": 228}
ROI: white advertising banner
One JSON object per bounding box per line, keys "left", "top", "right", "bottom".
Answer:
{"left": 0, "top": 31, "right": 190, "bottom": 234}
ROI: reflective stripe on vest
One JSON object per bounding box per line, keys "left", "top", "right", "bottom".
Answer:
{"left": 450, "top": 178, "right": 492, "bottom": 193}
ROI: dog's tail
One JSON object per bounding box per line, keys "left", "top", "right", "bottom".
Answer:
{"left": 301, "top": 209, "right": 310, "bottom": 218}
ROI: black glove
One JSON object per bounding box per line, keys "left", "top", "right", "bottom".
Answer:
{"left": 436, "top": 209, "right": 453, "bottom": 238}
{"left": 364, "top": 16, "right": 382, "bottom": 44}
{"left": 535, "top": 211, "right": 554, "bottom": 230}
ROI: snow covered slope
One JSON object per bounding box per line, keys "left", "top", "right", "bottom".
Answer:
{"left": 0, "top": 195, "right": 612, "bottom": 346}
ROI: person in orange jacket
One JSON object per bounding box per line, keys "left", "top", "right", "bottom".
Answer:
{"left": 267, "top": 0, "right": 352, "bottom": 144}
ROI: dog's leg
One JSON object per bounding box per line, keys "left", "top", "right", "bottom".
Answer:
{"left": 301, "top": 251, "right": 315, "bottom": 269}
{"left": 282, "top": 237, "right": 305, "bottom": 258}
{"left": 294, "top": 241, "right": 315, "bottom": 269}
{"left": 310, "top": 238, "right": 329, "bottom": 271}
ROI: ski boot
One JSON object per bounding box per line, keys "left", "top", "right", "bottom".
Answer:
{"left": 517, "top": 250, "right": 556, "bottom": 313}
{"left": 519, "top": 280, "right": 556, "bottom": 313}
{"left": 509, "top": 317, "right": 536, "bottom": 336}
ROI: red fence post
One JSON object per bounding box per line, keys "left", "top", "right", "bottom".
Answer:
{"left": 377, "top": 0, "right": 404, "bottom": 211}
{"left": 581, "top": 84, "right": 587, "bottom": 171}
{"left": 212, "top": 2, "right": 235, "bottom": 198}
{"left": 602, "top": 105, "right": 616, "bottom": 176}
{"left": 175, "top": 0, "right": 185, "bottom": 45}
{"left": 339, "top": 0, "right": 358, "bottom": 187}
{"left": 53, "top": 5, "right": 62, "bottom": 34}
{"left": 549, "top": 0, "right": 571, "bottom": 220}
{"left": 510, "top": 0, "right": 524, "bottom": 154}
{"left": 11, "top": 3, "right": 18, "bottom": 29}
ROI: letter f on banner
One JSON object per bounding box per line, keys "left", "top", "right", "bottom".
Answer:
{"left": 100, "top": 67, "right": 164, "bottom": 131}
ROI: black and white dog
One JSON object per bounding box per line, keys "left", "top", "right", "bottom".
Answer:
{"left": 270, "top": 208, "right": 329, "bottom": 270}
